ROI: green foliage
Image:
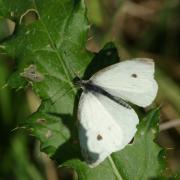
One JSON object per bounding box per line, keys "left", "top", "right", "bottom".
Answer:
{"left": 1, "top": 0, "right": 93, "bottom": 159}
{"left": 0, "top": 57, "right": 43, "bottom": 179}
{"left": 0, "top": 0, "right": 165, "bottom": 179}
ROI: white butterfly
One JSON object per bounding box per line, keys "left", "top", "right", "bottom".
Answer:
{"left": 75, "top": 58, "right": 158, "bottom": 167}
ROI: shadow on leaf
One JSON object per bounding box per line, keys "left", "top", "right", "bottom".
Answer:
{"left": 48, "top": 112, "right": 82, "bottom": 164}
{"left": 83, "top": 42, "right": 120, "bottom": 79}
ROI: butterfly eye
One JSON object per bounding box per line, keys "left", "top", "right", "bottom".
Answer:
{"left": 97, "top": 134, "right": 103, "bottom": 141}
{"left": 131, "top": 73, "right": 137, "bottom": 78}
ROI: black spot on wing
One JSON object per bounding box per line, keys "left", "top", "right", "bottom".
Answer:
{"left": 131, "top": 73, "right": 137, "bottom": 78}
{"left": 97, "top": 134, "right": 103, "bottom": 141}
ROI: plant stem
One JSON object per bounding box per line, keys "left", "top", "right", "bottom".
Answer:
{"left": 108, "top": 156, "right": 123, "bottom": 180}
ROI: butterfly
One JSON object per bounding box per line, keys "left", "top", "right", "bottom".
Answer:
{"left": 74, "top": 58, "right": 158, "bottom": 167}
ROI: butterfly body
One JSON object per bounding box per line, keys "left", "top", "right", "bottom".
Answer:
{"left": 74, "top": 78, "right": 131, "bottom": 109}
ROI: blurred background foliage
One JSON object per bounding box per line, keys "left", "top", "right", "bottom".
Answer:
{"left": 0, "top": 0, "right": 180, "bottom": 179}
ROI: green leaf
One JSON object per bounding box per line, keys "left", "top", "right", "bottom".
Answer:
{"left": 1, "top": 0, "right": 92, "bottom": 160}
{"left": 64, "top": 109, "right": 166, "bottom": 180}
{"left": 86, "top": 0, "right": 103, "bottom": 26}
{"left": 10, "top": 135, "right": 44, "bottom": 180}
{"left": 1, "top": 0, "right": 120, "bottom": 166}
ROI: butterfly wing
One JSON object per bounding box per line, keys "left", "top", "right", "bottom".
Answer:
{"left": 78, "top": 91, "right": 139, "bottom": 167}
{"left": 90, "top": 58, "right": 158, "bottom": 107}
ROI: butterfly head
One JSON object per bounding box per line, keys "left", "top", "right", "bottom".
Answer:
{"left": 73, "top": 77, "right": 87, "bottom": 90}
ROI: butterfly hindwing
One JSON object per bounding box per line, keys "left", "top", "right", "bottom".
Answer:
{"left": 78, "top": 91, "right": 139, "bottom": 167}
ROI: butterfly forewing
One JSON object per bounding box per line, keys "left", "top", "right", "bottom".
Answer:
{"left": 90, "top": 58, "right": 158, "bottom": 107}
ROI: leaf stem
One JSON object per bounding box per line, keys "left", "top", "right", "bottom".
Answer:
{"left": 108, "top": 156, "right": 123, "bottom": 180}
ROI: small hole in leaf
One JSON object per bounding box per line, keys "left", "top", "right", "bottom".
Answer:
{"left": 106, "top": 51, "right": 112, "bottom": 56}
{"left": 20, "top": 9, "right": 39, "bottom": 25}
{"left": 58, "top": 166, "right": 78, "bottom": 180}
{"left": 36, "top": 118, "right": 46, "bottom": 124}
{"left": 45, "top": 130, "right": 52, "bottom": 139}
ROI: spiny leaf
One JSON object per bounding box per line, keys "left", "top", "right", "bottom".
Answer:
{"left": 1, "top": 0, "right": 120, "bottom": 165}
{"left": 1, "top": 0, "right": 92, "bottom": 160}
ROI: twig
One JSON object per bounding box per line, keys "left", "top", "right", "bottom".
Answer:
{"left": 121, "top": 1, "right": 155, "bottom": 19}
{"left": 160, "top": 119, "right": 180, "bottom": 131}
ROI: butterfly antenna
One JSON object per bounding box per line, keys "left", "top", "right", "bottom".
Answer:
{"left": 50, "top": 63, "right": 82, "bottom": 106}
{"left": 67, "top": 62, "right": 83, "bottom": 82}
{"left": 50, "top": 87, "right": 74, "bottom": 106}
{"left": 68, "top": 64, "right": 83, "bottom": 100}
